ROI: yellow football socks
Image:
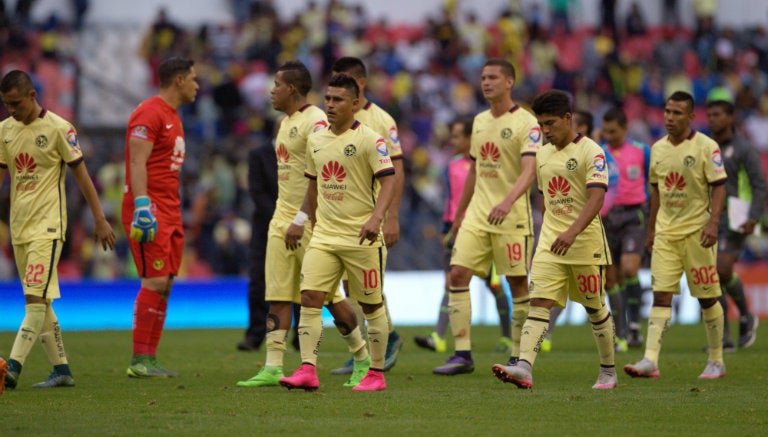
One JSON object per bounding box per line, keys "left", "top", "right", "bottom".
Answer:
{"left": 365, "top": 306, "right": 388, "bottom": 369}
{"left": 298, "top": 307, "right": 324, "bottom": 366}
{"left": 39, "top": 306, "right": 68, "bottom": 366}
{"left": 511, "top": 296, "right": 530, "bottom": 358}
{"left": 264, "top": 329, "right": 288, "bottom": 367}
{"left": 519, "top": 305, "right": 550, "bottom": 367}
{"left": 448, "top": 288, "right": 471, "bottom": 351}
{"left": 645, "top": 306, "right": 672, "bottom": 366}
{"left": 348, "top": 298, "right": 368, "bottom": 337}
{"left": 10, "top": 303, "right": 47, "bottom": 365}
{"left": 589, "top": 305, "right": 615, "bottom": 367}
{"left": 702, "top": 302, "right": 725, "bottom": 365}
{"left": 343, "top": 326, "right": 369, "bottom": 361}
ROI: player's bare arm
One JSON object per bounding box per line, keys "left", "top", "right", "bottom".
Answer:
{"left": 700, "top": 183, "right": 725, "bottom": 248}
{"left": 739, "top": 146, "right": 766, "bottom": 234}
{"left": 450, "top": 162, "right": 477, "bottom": 238}
{"left": 646, "top": 184, "right": 660, "bottom": 252}
{"left": 487, "top": 154, "right": 536, "bottom": 225}
{"left": 70, "top": 161, "right": 115, "bottom": 250}
{"left": 285, "top": 179, "right": 316, "bottom": 251}
{"left": 382, "top": 157, "right": 404, "bottom": 247}
{"left": 128, "top": 136, "right": 153, "bottom": 197}
{"left": 359, "top": 173, "right": 396, "bottom": 245}
{"left": 552, "top": 186, "right": 605, "bottom": 256}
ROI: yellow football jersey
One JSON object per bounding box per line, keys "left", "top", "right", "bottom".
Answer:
{"left": 0, "top": 109, "right": 84, "bottom": 244}
{"left": 535, "top": 134, "right": 612, "bottom": 265}
{"left": 354, "top": 101, "right": 402, "bottom": 159}
{"left": 274, "top": 104, "right": 328, "bottom": 222}
{"left": 305, "top": 121, "right": 395, "bottom": 246}
{"left": 649, "top": 130, "right": 727, "bottom": 239}
{"left": 463, "top": 105, "right": 541, "bottom": 235}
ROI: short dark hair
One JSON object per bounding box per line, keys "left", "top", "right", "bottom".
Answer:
{"left": 451, "top": 117, "right": 473, "bottom": 138}
{"left": 667, "top": 90, "right": 695, "bottom": 113}
{"left": 574, "top": 110, "right": 594, "bottom": 133}
{"left": 483, "top": 58, "right": 516, "bottom": 81}
{"left": 158, "top": 57, "right": 195, "bottom": 88}
{"left": 602, "top": 106, "right": 628, "bottom": 127}
{"left": 327, "top": 73, "right": 360, "bottom": 99}
{"left": 277, "top": 60, "right": 312, "bottom": 96}
{"left": 531, "top": 89, "right": 572, "bottom": 117}
{"left": 706, "top": 99, "right": 735, "bottom": 115}
{"left": 0, "top": 70, "right": 34, "bottom": 94}
{"left": 331, "top": 57, "right": 367, "bottom": 79}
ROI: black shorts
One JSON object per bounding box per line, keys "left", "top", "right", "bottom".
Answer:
{"left": 717, "top": 229, "right": 747, "bottom": 258}
{"left": 604, "top": 204, "right": 648, "bottom": 259}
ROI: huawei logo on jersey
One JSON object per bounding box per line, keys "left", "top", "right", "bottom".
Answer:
{"left": 321, "top": 160, "right": 346, "bottom": 182}
{"left": 15, "top": 153, "right": 36, "bottom": 173}
{"left": 547, "top": 176, "right": 571, "bottom": 198}
{"left": 276, "top": 143, "right": 289, "bottom": 163}
{"left": 480, "top": 142, "right": 500, "bottom": 162}
{"left": 664, "top": 172, "right": 686, "bottom": 191}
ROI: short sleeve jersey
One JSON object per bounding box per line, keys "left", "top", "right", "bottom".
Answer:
{"left": 355, "top": 101, "right": 402, "bottom": 159}
{"left": 603, "top": 138, "right": 651, "bottom": 206}
{"left": 536, "top": 134, "right": 612, "bottom": 265}
{"left": 0, "top": 109, "right": 84, "bottom": 244}
{"left": 463, "top": 105, "right": 541, "bottom": 234}
{"left": 305, "top": 120, "right": 395, "bottom": 246}
{"left": 274, "top": 104, "right": 328, "bottom": 222}
{"left": 649, "top": 130, "right": 727, "bottom": 239}
{"left": 123, "top": 96, "right": 185, "bottom": 215}
{"left": 443, "top": 155, "right": 472, "bottom": 224}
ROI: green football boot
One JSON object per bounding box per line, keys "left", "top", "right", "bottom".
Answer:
{"left": 237, "top": 366, "right": 284, "bottom": 387}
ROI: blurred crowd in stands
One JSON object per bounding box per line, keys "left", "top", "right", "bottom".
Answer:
{"left": 1, "top": 0, "right": 768, "bottom": 279}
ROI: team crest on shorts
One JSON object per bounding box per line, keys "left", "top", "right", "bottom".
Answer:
{"left": 35, "top": 135, "right": 48, "bottom": 148}
{"left": 501, "top": 128, "right": 512, "bottom": 139}
{"left": 566, "top": 158, "right": 578, "bottom": 171}
{"left": 344, "top": 144, "right": 357, "bottom": 157}
{"left": 683, "top": 155, "right": 696, "bottom": 168}
{"left": 153, "top": 259, "right": 165, "bottom": 270}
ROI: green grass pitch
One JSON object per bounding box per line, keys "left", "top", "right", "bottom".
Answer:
{"left": 1, "top": 323, "right": 766, "bottom": 436}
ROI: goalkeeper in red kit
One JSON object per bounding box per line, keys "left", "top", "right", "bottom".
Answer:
{"left": 121, "top": 57, "right": 198, "bottom": 378}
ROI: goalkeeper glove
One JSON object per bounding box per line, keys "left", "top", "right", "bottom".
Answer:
{"left": 130, "top": 196, "right": 157, "bottom": 243}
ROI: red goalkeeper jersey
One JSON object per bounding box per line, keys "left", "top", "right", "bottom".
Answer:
{"left": 122, "top": 96, "right": 186, "bottom": 220}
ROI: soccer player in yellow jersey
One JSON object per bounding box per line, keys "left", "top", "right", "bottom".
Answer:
{"left": 433, "top": 59, "right": 540, "bottom": 375}
{"left": 236, "top": 60, "right": 368, "bottom": 389}
{"left": 625, "top": 91, "right": 728, "bottom": 380}
{"left": 279, "top": 74, "right": 395, "bottom": 392}
{"left": 329, "top": 57, "right": 404, "bottom": 374}
{"left": 0, "top": 70, "right": 115, "bottom": 389}
{"left": 492, "top": 89, "right": 617, "bottom": 389}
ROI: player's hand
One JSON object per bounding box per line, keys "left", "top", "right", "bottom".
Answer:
{"left": 383, "top": 218, "right": 400, "bottom": 247}
{"left": 94, "top": 217, "right": 116, "bottom": 250}
{"left": 700, "top": 221, "right": 718, "bottom": 248}
{"left": 487, "top": 200, "right": 512, "bottom": 226}
{"left": 285, "top": 223, "right": 304, "bottom": 251}
{"left": 551, "top": 230, "right": 576, "bottom": 256}
{"left": 740, "top": 219, "right": 757, "bottom": 235}
{"left": 645, "top": 231, "right": 655, "bottom": 252}
{"left": 130, "top": 196, "right": 157, "bottom": 243}
{"left": 358, "top": 216, "right": 383, "bottom": 245}
{"left": 442, "top": 230, "right": 454, "bottom": 249}
{"left": 450, "top": 216, "right": 463, "bottom": 241}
